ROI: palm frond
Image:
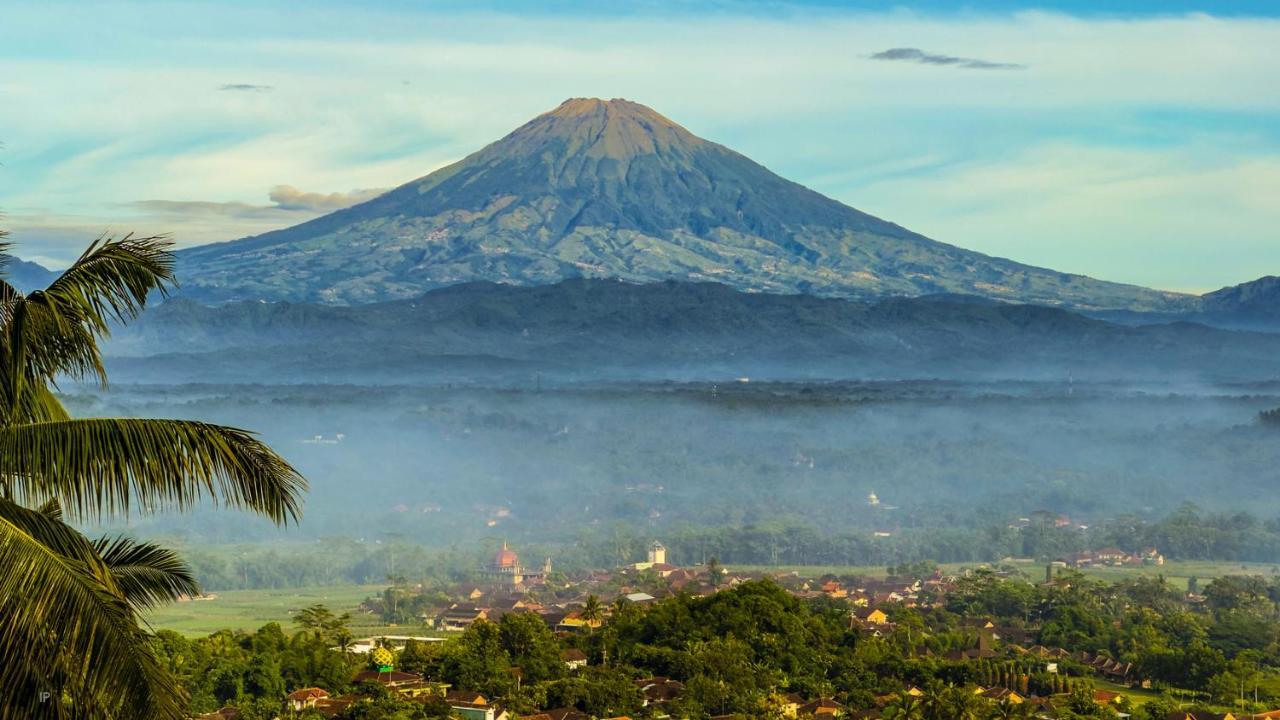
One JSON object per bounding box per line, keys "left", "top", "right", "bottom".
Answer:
{"left": 93, "top": 535, "right": 200, "bottom": 610}
{"left": 29, "top": 233, "right": 174, "bottom": 335}
{"left": 0, "top": 231, "right": 305, "bottom": 719}
{"left": 1, "top": 235, "right": 174, "bottom": 400}
{"left": 0, "top": 417, "right": 307, "bottom": 524}
{"left": 0, "top": 499, "right": 185, "bottom": 720}
{"left": 0, "top": 297, "right": 108, "bottom": 424}
{"left": 0, "top": 274, "right": 20, "bottom": 327}
{"left": 34, "top": 497, "right": 62, "bottom": 520}
{"left": 0, "top": 382, "right": 72, "bottom": 427}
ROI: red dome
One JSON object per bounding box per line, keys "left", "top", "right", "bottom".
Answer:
{"left": 494, "top": 546, "right": 519, "bottom": 568}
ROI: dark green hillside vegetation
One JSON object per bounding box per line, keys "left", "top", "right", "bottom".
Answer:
{"left": 160, "top": 575, "right": 1280, "bottom": 719}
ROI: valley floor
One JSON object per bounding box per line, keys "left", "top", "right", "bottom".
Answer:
{"left": 148, "top": 559, "right": 1278, "bottom": 637}
{"left": 145, "top": 584, "right": 404, "bottom": 638}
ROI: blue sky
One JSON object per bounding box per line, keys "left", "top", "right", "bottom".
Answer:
{"left": 1, "top": 1, "right": 1278, "bottom": 293}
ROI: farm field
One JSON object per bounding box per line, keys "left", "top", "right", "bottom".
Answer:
{"left": 144, "top": 584, "right": 416, "bottom": 638}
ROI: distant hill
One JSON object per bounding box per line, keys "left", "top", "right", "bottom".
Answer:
{"left": 1091, "top": 276, "right": 1280, "bottom": 331}
{"left": 1201, "top": 276, "right": 1280, "bottom": 323}
{"left": 175, "top": 98, "right": 1190, "bottom": 312}
{"left": 2, "top": 257, "right": 58, "bottom": 293}
{"left": 105, "top": 279, "right": 1280, "bottom": 384}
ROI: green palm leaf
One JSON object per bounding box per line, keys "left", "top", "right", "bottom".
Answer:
{"left": 28, "top": 233, "right": 174, "bottom": 338}
{"left": 0, "top": 235, "right": 172, "bottom": 423}
{"left": 0, "top": 499, "right": 185, "bottom": 720}
{"left": 0, "top": 417, "right": 307, "bottom": 524}
{"left": 93, "top": 535, "right": 200, "bottom": 610}
{"left": 0, "top": 229, "right": 306, "bottom": 718}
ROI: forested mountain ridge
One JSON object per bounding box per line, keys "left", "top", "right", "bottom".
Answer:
{"left": 103, "top": 278, "right": 1280, "bottom": 383}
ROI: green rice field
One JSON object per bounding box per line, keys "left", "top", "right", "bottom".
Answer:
{"left": 144, "top": 584, "right": 411, "bottom": 638}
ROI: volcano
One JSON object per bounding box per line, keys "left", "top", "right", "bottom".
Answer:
{"left": 176, "top": 98, "right": 1189, "bottom": 311}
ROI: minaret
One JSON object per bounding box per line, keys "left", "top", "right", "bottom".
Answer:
{"left": 648, "top": 541, "right": 667, "bottom": 565}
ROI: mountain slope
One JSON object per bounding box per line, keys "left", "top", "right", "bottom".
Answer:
{"left": 105, "top": 279, "right": 1280, "bottom": 384}
{"left": 2, "top": 257, "right": 58, "bottom": 293}
{"left": 1202, "top": 276, "right": 1280, "bottom": 318}
{"left": 177, "top": 98, "right": 1190, "bottom": 311}
{"left": 1088, "top": 276, "right": 1280, "bottom": 331}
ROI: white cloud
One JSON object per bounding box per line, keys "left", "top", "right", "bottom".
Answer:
{"left": 267, "top": 185, "right": 386, "bottom": 212}
{"left": 5, "top": 183, "right": 388, "bottom": 263}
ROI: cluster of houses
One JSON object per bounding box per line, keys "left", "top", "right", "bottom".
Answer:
{"left": 430, "top": 542, "right": 728, "bottom": 634}
{"left": 1056, "top": 547, "right": 1165, "bottom": 568}
{"left": 275, "top": 670, "right": 571, "bottom": 719}
{"left": 1016, "top": 646, "right": 1137, "bottom": 684}
{"left": 258, "top": 667, "right": 863, "bottom": 720}
{"left": 422, "top": 542, "right": 987, "bottom": 641}
{"left": 196, "top": 541, "right": 1235, "bottom": 720}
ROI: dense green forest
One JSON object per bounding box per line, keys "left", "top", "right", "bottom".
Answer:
{"left": 160, "top": 572, "right": 1280, "bottom": 718}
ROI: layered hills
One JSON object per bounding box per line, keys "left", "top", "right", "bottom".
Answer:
{"left": 104, "top": 279, "right": 1280, "bottom": 384}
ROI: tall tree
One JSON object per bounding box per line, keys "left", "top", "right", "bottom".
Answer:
{"left": 883, "top": 694, "right": 926, "bottom": 720}
{"left": 0, "top": 234, "right": 307, "bottom": 720}
{"left": 581, "top": 594, "right": 605, "bottom": 627}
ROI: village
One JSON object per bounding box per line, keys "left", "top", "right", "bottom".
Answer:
{"left": 185, "top": 539, "right": 1280, "bottom": 720}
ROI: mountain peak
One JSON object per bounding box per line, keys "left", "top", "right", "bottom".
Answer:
{"left": 544, "top": 97, "right": 670, "bottom": 120}
{"left": 482, "top": 97, "right": 704, "bottom": 164}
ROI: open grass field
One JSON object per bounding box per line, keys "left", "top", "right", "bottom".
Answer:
{"left": 143, "top": 584, "right": 421, "bottom": 638}
{"left": 1094, "top": 679, "right": 1163, "bottom": 707}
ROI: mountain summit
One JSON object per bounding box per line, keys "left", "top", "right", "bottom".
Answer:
{"left": 177, "top": 98, "right": 1189, "bottom": 310}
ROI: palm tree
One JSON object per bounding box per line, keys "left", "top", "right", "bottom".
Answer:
{"left": 921, "top": 685, "right": 981, "bottom": 720}
{"left": 580, "top": 593, "right": 604, "bottom": 627}
{"left": 0, "top": 234, "right": 306, "bottom": 720}
{"left": 943, "top": 687, "right": 984, "bottom": 720}
{"left": 987, "top": 697, "right": 1032, "bottom": 720}
{"left": 882, "top": 694, "right": 926, "bottom": 720}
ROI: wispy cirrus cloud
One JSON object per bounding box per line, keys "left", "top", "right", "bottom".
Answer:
{"left": 869, "top": 48, "right": 1025, "bottom": 70}
{"left": 132, "top": 185, "right": 386, "bottom": 219}
{"left": 219, "top": 83, "right": 273, "bottom": 92}
{"left": 131, "top": 199, "right": 286, "bottom": 220}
